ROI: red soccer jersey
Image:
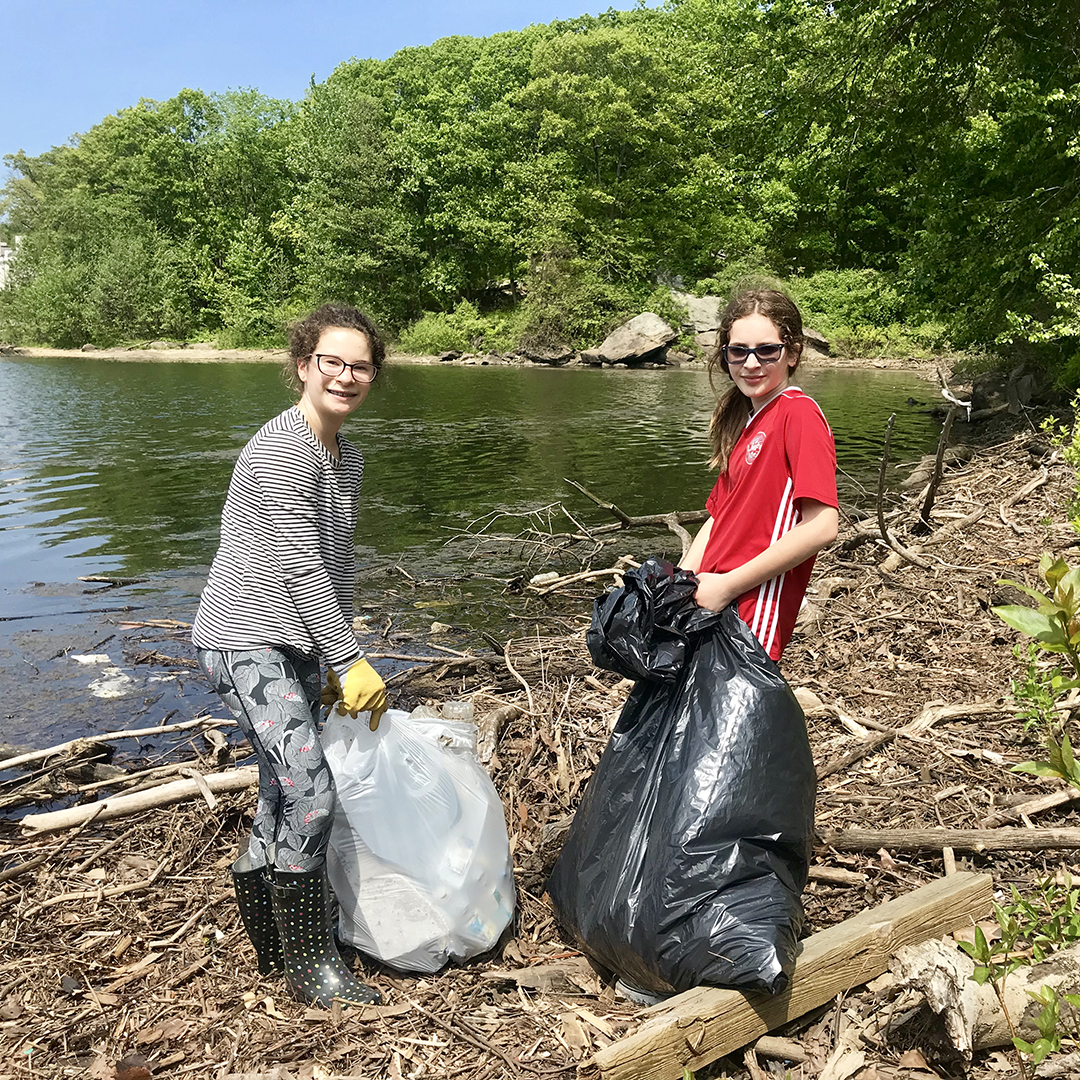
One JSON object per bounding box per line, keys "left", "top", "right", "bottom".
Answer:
{"left": 700, "top": 387, "right": 837, "bottom": 661}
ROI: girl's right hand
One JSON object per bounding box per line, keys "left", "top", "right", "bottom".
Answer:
{"left": 694, "top": 571, "right": 736, "bottom": 612}
{"left": 320, "top": 667, "right": 342, "bottom": 708}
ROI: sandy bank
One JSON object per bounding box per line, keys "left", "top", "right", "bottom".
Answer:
{"left": 5, "top": 344, "right": 944, "bottom": 375}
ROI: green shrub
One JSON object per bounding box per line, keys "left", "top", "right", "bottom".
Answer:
{"left": 829, "top": 320, "right": 951, "bottom": 359}
{"left": 692, "top": 255, "right": 782, "bottom": 300}
{"left": 790, "top": 269, "right": 904, "bottom": 331}
{"left": 516, "top": 251, "right": 640, "bottom": 352}
{"left": 398, "top": 301, "right": 525, "bottom": 355}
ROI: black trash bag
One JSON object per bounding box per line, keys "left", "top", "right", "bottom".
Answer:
{"left": 547, "top": 557, "right": 815, "bottom": 997}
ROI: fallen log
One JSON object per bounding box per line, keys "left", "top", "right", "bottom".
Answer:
{"left": 579, "top": 871, "right": 992, "bottom": 1080}
{"left": 19, "top": 766, "right": 258, "bottom": 836}
{"left": 819, "top": 826, "right": 1080, "bottom": 852}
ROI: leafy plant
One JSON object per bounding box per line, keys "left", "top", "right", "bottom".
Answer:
{"left": 1013, "top": 985, "right": 1062, "bottom": 1064}
{"left": 994, "top": 554, "right": 1080, "bottom": 790}
{"left": 1002, "top": 874, "right": 1080, "bottom": 960}
{"left": 1041, "top": 402, "right": 1080, "bottom": 528}
{"left": 1010, "top": 644, "right": 1064, "bottom": 735}
{"left": 957, "top": 911, "right": 1028, "bottom": 1079}
{"left": 959, "top": 877, "right": 1080, "bottom": 1070}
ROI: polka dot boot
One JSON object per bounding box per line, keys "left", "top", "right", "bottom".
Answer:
{"left": 270, "top": 867, "right": 380, "bottom": 1008}
{"left": 231, "top": 852, "right": 284, "bottom": 976}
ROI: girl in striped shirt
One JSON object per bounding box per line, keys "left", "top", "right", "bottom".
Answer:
{"left": 680, "top": 288, "right": 839, "bottom": 662}
{"left": 193, "top": 303, "right": 387, "bottom": 1007}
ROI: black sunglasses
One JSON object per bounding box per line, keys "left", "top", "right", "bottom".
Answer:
{"left": 722, "top": 343, "right": 786, "bottom": 365}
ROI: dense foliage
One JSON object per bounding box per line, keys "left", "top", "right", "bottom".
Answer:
{"left": 1, "top": 0, "right": 1077, "bottom": 373}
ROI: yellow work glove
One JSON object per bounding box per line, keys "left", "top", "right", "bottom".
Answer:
{"left": 337, "top": 658, "right": 388, "bottom": 730}
{"left": 320, "top": 668, "right": 342, "bottom": 709}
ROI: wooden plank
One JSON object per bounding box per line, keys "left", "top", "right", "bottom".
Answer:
{"left": 580, "top": 870, "right": 992, "bottom": 1080}
{"left": 821, "top": 827, "right": 1080, "bottom": 851}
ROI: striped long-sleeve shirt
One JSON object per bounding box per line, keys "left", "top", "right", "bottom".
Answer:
{"left": 192, "top": 406, "right": 364, "bottom": 674}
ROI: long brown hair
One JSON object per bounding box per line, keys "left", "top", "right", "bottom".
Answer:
{"left": 706, "top": 288, "right": 804, "bottom": 472}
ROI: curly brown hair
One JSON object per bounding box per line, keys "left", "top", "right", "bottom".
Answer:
{"left": 706, "top": 289, "right": 804, "bottom": 472}
{"left": 282, "top": 304, "right": 386, "bottom": 393}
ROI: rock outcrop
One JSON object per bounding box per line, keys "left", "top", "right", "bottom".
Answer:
{"left": 595, "top": 313, "right": 677, "bottom": 365}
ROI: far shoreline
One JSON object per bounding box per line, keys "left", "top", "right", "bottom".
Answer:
{"left": 4, "top": 344, "right": 944, "bottom": 377}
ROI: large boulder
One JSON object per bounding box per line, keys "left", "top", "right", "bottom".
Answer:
{"left": 694, "top": 330, "right": 719, "bottom": 354}
{"left": 596, "top": 313, "right": 677, "bottom": 364}
{"left": 803, "top": 327, "right": 831, "bottom": 355}
{"left": 520, "top": 345, "right": 575, "bottom": 366}
{"left": 671, "top": 290, "right": 722, "bottom": 332}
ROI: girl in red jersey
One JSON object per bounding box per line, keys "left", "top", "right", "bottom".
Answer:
{"left": 680, "top": 288, "right": 838, "bottom": 661}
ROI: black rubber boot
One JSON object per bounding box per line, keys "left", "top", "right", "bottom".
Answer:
{"left": 271, "top": 868, "right": 381, "bottom": 1007}
{"left": 231, "top": 852, "right": 284, "bottom": 975}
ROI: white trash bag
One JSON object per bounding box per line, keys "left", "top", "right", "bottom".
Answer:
{"left": 322, "top": 701, "right": 515, "bottom": 974}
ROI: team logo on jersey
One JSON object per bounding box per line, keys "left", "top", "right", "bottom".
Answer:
{"left": 746, "top": 432, "right": 766, "bottom": 464}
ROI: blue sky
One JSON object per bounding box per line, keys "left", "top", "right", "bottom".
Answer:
{"left": 5, "top": 0, "right": 644, "bottom": 160}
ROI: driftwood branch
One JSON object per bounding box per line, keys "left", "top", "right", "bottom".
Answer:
{"left": 816, "top": 731, "right": 895, "bottom": 779}
{"left": 477, "top": 704, "right": 525, "bottom": 764}
{"left": 563, "top": 478, "right": 708, "bottom": 540}
{"left": 936, "top": 364, "right": 972, "bottom": 418}
{"left": 0, "top": 716, "right": 235, "bottom": 774}
{"left": 875, "top": 414, "right": 931, "bottom": 569}
{"left": 0, "top": 804, "right": 106, "bottom": 883}
{"left": 1000, "top": 466, "right": 1049, "bottom": 534}
{"left": 503, "top": 640, "right": 537, "bottom": 716}
{"left": 564, "top": 478, "right": 632, "bottom": 525}
{"left": 19, "top": 766, "right": 258, "bottom": 836}
{"left": 914, "top": 405, "right": 957, "bottom": 534}
{"left": 529, "top": 555, "right": 641, "bottom": 596}
{"left": 23, "top": 857, "right": 171, "bottom": 917}
{"left": 980, "top": 785, "right": 1080, "bottom": 828}
{"left": 893, "top": 937, "right": 1080, "bottom": 1058}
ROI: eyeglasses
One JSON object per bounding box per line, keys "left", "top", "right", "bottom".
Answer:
{"left": 313, "top": 354, "right": 378, "bottom": 382}
{"left": 722, "top": 343, "right": 786, "bottom": 365}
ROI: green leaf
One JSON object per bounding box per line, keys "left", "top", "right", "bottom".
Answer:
{"left": 1057, "top": 565, "right": 1080, "bottom": 607}
{"left": 1041, "top": 555, "right": 1067, "bottom": 588}
{"left": 992, "top": 605, "right": 1066, "bottom": 644}
{"left": 1031, "top": 1037, "right": 1058, "bottom": 1063}
{"left": 1000, "top": 577, "right": 1053, "bottom": 603}
{"left": 974, "top": 925, "right": 989, "bottom": 954}
{"left": 1063, "top": 733, "right": 1076, "bottom": 772}
{"left": 1013, "top": 760, "right": 1067, "bottom": 779}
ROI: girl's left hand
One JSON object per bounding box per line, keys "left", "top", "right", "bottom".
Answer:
{"left": 320, "top": 668, "right": 342, "bottom": 708}
{"left": 694, "top": 571, "right": 736, "bottom": 612}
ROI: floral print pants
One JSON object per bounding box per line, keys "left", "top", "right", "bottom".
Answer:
{"left": 198, "top": 646, "right": 335, "bottom": 873}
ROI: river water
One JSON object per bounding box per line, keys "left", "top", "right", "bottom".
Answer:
{"left": 0, "top": 356, "right": 941, "bottom": 754}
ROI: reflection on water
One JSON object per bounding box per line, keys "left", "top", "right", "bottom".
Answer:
{"left": 0, "top": 357, "right": 940, "bottom": 604}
